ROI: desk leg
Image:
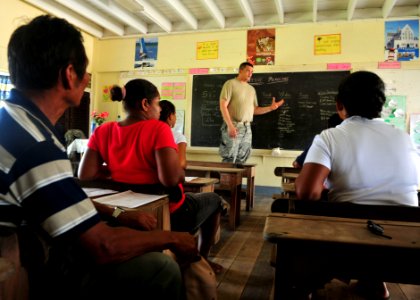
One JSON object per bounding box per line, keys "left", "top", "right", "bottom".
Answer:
{"left": 249, "top": 175, "right": 255, "bottom": 209}
{"left": 274, "top": 245, "right": 295, "bottom": 300}
{"left": 229, "top": 183, "right": 238, "bottom": 231}
{"left": 245, "top": 175, "right": 255, "bottom": 211}
{"left": 235, "top": 183, "right": 241, "bottom": 226}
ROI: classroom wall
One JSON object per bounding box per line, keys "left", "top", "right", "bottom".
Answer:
{"left": 3, "top": 1, "right": 420, "bottom": 187}
{"left": 0, "top": 0, "right": 95, "bottom": 74}
{"left": 91, "top": 18, "right": 420, "bottom": 187}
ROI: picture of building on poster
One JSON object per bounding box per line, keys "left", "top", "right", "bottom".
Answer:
{"left": 385, "top": 20, "right": 419, "bottom": 61}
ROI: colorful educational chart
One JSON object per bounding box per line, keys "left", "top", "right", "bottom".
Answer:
{"left": 314, "top": 34, "right": 341, "bottom": 55}
{"left": 381, "top": 95, "right": 407, "bottom": 131}
{"left": 174, "top": 110, "right": 185, "bottom": 134}
{"left": 410, "top": 113, "right": 420, "bottom": 153}
{"left": 134, "top": 37, "right": 158, "bottom": 68}
{"left": 102, "top": 85, "right": 113, "bottom": 102}
{"left": 385, "top": 20, "right": 419, "bottom": 61}
{"left": 247, "top": 28, "right": 276, "bottom": 65}
{"left": 196, "top": 41, "right": 219, "bottom": 60}
{"left": 161, "top": 82, "right": 186, "bottom": 100}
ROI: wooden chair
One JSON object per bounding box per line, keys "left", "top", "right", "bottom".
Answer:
{"left": 0, "top": 227, "right": 28, "bottom": 300}
{"left": 272, "top": 167, "right": 300, "bottom": 200}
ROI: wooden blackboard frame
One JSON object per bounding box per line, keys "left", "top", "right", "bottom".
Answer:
{"left": 191, "top": 71, "right": 350, "bottom": 150}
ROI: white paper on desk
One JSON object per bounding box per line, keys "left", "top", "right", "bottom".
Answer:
{"left": 93, "top": 190, "right": 168, "bottom": 208}
{"left": 185, "top": 176, "right": 198, "bottom": 182}
{"left": 83, "top": 188, "right": 119, "bottom": 198}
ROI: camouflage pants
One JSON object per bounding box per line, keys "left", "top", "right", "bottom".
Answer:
{"left": 219, "top": 122, "right": 252, "bottom": 163}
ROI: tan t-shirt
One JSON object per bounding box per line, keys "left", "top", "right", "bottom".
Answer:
{"left": 219, "top": 78, "right": 258, "bottom": 122}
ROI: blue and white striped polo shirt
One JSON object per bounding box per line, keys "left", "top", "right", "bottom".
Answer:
{"left": 0, "top": 89, "right": 100, "bottom": 240}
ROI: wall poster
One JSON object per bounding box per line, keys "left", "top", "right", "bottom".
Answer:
{"left": 247, "top": 28, "right": 275, "bottom": 65}
{"left": 385, "top": 20, "right": 419, "bottom": 61}
{"left": 381, "top": 95, "right": 407, "bottom": 131}
{"left": 314, "top": 34, "right": 341, "bottom": 55}
{"left": 134, "top": 37, "right": 158, "bottom": 68}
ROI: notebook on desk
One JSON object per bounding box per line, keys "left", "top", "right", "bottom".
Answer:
{"left": 93, "top": 190, "right": 168, "bottom": 208}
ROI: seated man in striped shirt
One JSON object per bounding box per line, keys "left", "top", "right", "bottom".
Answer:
{"left": 0, "top": 15, "right": 198, "bottom": 300}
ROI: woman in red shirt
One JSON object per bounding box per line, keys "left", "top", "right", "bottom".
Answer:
{"left": 79, "top": 79, "right": 222, "bottom": 272}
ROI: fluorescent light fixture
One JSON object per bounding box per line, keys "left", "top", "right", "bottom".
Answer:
{"left": 273, "top": 0, "right": 284, "bottom": 24}
{"left": 134, "top": 0, "right": 172, "bottom": 32}
{"left": 24, "top": 0, "right": 103, "bottom": 38}
{"left": 238, "top": 0, "right": 254, "bottom": 26}
{"left": 163, "top": 0, "right": 197, "bottom": 29}
{"left": 347, "top": 0, "right": 358, "bottom": 20}
{"left": 56, "top": 0, "right": 125, "bottom": 36}
{"left": 200, "top": 0, "right": 225, "bottom": 28}
{"left": 383, "top": 0, "right": 397, "bottom": 18}
{"left": 87, "top": 0, "right": 148, "bottom": 34}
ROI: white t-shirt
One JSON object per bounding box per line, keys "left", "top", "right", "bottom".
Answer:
{"left": 305, "top": 116, "right": 420, "bottom": 206}
{"left": 172, "top": 129, "right": 187, "bottom": 145}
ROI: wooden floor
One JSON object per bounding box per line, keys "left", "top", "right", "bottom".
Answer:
{"left": 208, "top": 191, "right": 420, "bottom": 300}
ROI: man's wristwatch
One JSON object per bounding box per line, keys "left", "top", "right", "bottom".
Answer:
{"left": 111, "top": 206, "right": 125, "bottom": 219}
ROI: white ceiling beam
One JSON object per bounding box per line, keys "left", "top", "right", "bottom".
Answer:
{"left": 382, "top": 0, "right": 397, "bottom": 18}
{"left": 238, "top": 0, "right": 254, "bottom": 26}
{"left": 24, "top": 0, "right": 103, "bottom": 38}
{"left": 273, "top": 0, "right": 284, "bottom": 24}
{"left": 56, "top": 0, "right": 125, "bottom": 36}
{"left": 200, "top": 0, "right": 225, "bottom": 28}
{"left": 313, "top": 0, "right": 318, "bottom": 22}
{"left": 87, "top": 0, "right": 148, "bottom": 34}
{"left": 134, "top": 0, "right": 172, "bottom": 33}
{"left": 347, "top": 0, "right": 358, "bottom": 21}
{"left": 163, "top": 0, "right": 197, "bottom": 30}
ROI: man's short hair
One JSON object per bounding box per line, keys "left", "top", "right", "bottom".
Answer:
{"left": 239, "top": 62, "right": 254, "bottom": 70}
{"left": 8, "top": 15, "right": 88, "bottom": 90}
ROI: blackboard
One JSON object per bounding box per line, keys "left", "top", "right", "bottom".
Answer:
{"left": 191, "top": 71, "right": 350, "bottom": 150}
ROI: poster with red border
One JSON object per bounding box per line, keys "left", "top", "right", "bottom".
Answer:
{"left": 247, "top": 28, "right": 275, "bottom": 65}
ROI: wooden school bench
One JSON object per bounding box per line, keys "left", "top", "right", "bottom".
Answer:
{"left": 183, "top": 177, "right": 219, "bottom": 193}
{"left": 272, "top": 166, "right": 300, "bottom": 200}
{"left": 185, "top": 165, "right": 244, "bottom": 230}
{"left": 187, "top": 160, "right": 256, "bottom": 211}
{"left": 266, "top": 200, "right": 420, "bottom": 299}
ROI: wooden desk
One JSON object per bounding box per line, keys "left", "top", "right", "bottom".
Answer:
{"left": 187, "top": 161, "right": 256, "bottom": 211}
{"left": 264, "top": 213, "right": 420, "bottom": 299}
{"left": 183, "top": 177, "right": 219, "bottom": 193}
{"left": 93, "top": 191, "right": 171, "bottom": 231}
{"left": 273, "top": 167, "right": 299, "bottom": 200}
{"left": 186, "top": 165, "right": 243, "bottom": 230}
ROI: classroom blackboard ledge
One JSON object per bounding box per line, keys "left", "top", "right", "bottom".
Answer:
{"left": 187, "top": 147, "right": 301, "bottom": 158}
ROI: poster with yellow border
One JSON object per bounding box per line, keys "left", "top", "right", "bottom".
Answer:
{"left": 314, "top": 34, "right": 341, "bottom": 55}
{"left": 196, "top": 41, "right": 218, "bottom": 60}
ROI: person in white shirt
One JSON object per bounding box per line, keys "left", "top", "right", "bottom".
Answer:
{"left": 159, "top": 100, "right": 187, "bottom": 169}
{"left": 295, "top": 70, "right": 420, "bottom": 300}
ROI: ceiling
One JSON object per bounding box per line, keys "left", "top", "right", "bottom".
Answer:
{"left": 23, "top": 0, "right": 420, "bottom": 39}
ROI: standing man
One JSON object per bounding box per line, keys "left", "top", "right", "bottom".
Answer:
{"left": 219, "top": 62, "right": 285, "bottom": 163}
{"left": 1, "top": 15, "right": 198, "bottom": 300}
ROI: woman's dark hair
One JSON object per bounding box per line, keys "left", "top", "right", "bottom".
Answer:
{"left": 8, "top": 15, "right": 88, "bottom": 90}
{"left": 110, "top": 79, "right": 159, "bottom": 111}
{"left": 159, "top": 100, "right": 175, "bottom": 122}
{"left": 336, "top": 71, "right": 386, "bottom": 119}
